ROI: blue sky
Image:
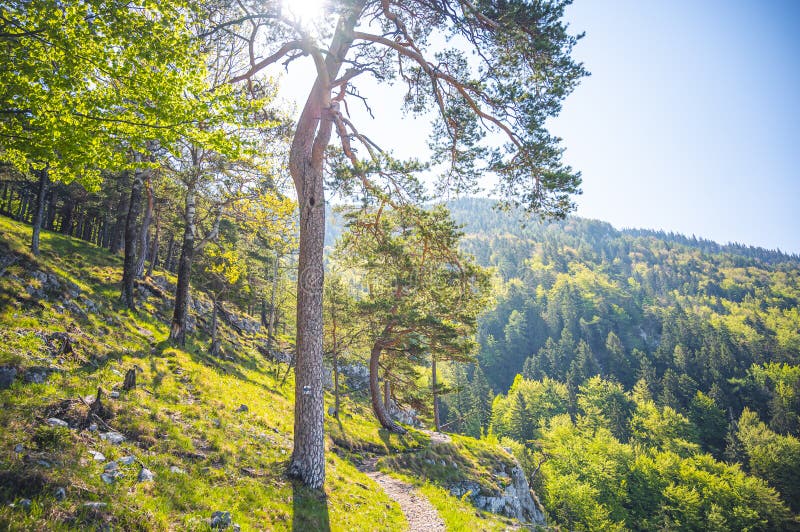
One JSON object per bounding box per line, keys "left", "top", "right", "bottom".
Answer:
{"left": 279, "top": 0, "right": 800, "bottom": 253}
{"left": 550, "top": 0, "right": 800, "bottom": 253}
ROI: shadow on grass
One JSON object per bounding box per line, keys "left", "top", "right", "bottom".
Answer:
{"left": 291, "top": 480, "right": 330, "bottom": 532}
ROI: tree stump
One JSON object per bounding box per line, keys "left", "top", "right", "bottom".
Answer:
{"left": 122, "top": 369, "right": 136, "bottom": 391}
{"left": 85, "top": 387, "right": 111, "bottom": 427}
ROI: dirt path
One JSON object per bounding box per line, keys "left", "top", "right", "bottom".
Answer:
{"left": 360, "top": 458, "right": 445, "bottom": 532}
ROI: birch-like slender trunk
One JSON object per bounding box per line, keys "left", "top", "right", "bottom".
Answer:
{"left": 135, "top": 175, "right": 154, "bottom": 278}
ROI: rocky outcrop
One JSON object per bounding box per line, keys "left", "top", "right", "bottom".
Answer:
{"left": 449, "top": 461, "right": 546, "bottom": 525}
{"left": 386, "top": 398, "right": 421, "bottom": 428}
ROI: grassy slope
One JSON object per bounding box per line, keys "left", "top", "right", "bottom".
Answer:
{"left": 0, "top": 216, "right": 517, "bottom": 531}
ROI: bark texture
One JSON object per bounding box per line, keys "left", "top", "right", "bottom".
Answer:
{"left": 120, "top": 168, "right": 144, "bottom": 310}
{"left": 286, "top": 1, "right": 367, "bottom": 489}
{"left": 135, "top": 176, "right": 154, "bottom": 278}
{"left": 369, "top": 331, "right": 406, "bottom": 434}
{"left": 169, "top": 185, "right": 195, "bottom": 346}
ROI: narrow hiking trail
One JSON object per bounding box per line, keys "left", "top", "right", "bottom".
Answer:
{"left": 359, "top": 457, "right": 445, "bottom": 532}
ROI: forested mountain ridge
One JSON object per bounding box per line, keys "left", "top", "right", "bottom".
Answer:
{"left": 432, "top": 197, "right": 800, "bottom": 529}
{"left": 444, "top": 197, "right": 799, "bottom": 397}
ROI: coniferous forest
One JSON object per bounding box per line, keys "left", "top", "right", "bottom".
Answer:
{"left": 1, "top": 1, "right": 799, "bottom": 531}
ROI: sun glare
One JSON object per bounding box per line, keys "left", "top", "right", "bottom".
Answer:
{"left": 282, "top": 0, "right": 328, "bottom": 25}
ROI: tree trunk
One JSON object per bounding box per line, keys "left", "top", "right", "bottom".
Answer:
{"left": 147, "top": 206, "right": 161, "bottom": 277}
{"left": 122, "top": 369, "right": 136, "bottom": 391}
{"left": 368, "top": 331, "right": 406, "bottom": 434}
{"left": 432, "top": 356, "right": 441, "bottom": 432}
{"left": 59, "top": 201, "right": 73, "bottom": 235}
{"left": 46, "top": 188, "right": 58, "bottom": 229}
{"left": 109, "top": 183, "right": 129, "bottom": 254}
{"left": 135, "top": 175, "right": 154, "bottom": 278}
{"left": 16, "top": 190, "right": 28, "bottom": 221}
{"left": 266, "top": 252, "right": 280, "bottom": 353}
{"left": 0, "top": 182, "right": 7, "bottom": 215}
{"left": 286, "top": 0, "right": 365, "bottom": 490}
{"left": 120, "top": 168, "right": 144, "bottom": 310}
{"left": 163, "top": 232, "right": 175, "bottom": 272}
{"left": 330, "top": 284, "right": 340, "bottom": 419}
{"left": 31, "top": 168, "right": 49, "bottom": 256}
{"left": 210, "top": 294, "right": 221, "bottom": 357}
{"left": 169, "top": 185, "right": 196, "bottom": 346}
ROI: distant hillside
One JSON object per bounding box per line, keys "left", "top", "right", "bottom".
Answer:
{"left": 432, "top": 197, "right": 800, "bottom": 528}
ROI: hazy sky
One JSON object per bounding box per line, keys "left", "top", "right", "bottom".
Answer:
{"left": 279, "top": 0, "right": 800, "bottom": 253}
{"left": 551, "top": 0, "right": 800, "bottom": 253}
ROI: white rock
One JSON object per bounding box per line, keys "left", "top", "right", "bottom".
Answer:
{"left": 46, "top": 418, "right": 69, "bottom": 428}
{"left": 137, "top": 468, "right": 155, "bottom": 482}
{"left": 100, "top": 431, "right": 126, "bottom": 444}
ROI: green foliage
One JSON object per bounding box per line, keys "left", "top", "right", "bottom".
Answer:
{"left": 0, "top": 0, "right": 215, "bottom": 184}
{"left": 737, "top": 408, "right": 800, "bottom": 512}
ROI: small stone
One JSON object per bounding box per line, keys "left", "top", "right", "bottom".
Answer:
{"left": 100, "top": 431, "right": 126, "bottom": 444}
{"left": 169, "top": 466, "right": 186, "bottom": 474}
{"left": 37, "top": 459, "right": 52, "bottom": 468}
{"left": 54, "top": 487, "right": 66, "bottom": 501}
{"left": 19, "top": 498, "right": 32, "bottom": 511}
{"left": 104, "top": 461, "right": 119, "bottom": 471}
{"left": 46, "top": 417, "right": 69, "bottom": 428}
{"left": 232, "top": 525, "right": 241, "bottom": 532}
{"left": 236, "top": 404, "right": 248, "bottom": 413}
{"left": 210, "top": 510, "right": 232, "bottom": 529}
{"left": 118, "top": 456, "right": 136, "bottom": 466}
{"left": 88, "top": 423, "right": 98, "bottom": 432}
{"left": 89, "top": 450, "right": 105, "bottom": 461}
{"left": 137, "top": 467, "right": 155, "bottom": 482}
{"left": 109, "top": 391, "right": 120, "bottom": 399}
{"left": 212, "top": 418, "right": 221, "bottom": 428}
{"left": 84, "top": 502, "right": 107, "bottom": 510}
{"left": 14, "top": 443, "right": 23, "bottom": 453}
{"left": 327, "top": 406, "right": 337, "bottom": 416}
{"left": 101, "top": 471, "right": 122, "bottom": 484}
{"left": 110, "top": 369, "right": 122, "bottom": 377}
{"left": 0, "top": 366, "right": 17, "bottom": 389}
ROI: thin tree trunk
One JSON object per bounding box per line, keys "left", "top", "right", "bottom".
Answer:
{"left": 100, "top": 214, "right": 111, "bottom": 248}
{"left": 163, "top": 232, "right": 175, "bottom": 272}
{"left": 330, "top": 283, "right": 340, "bottom": 419}
{"left": 210, "top": 294, "right": 220, "bottom": 357}
{"left": 432, "top": 356, "right": 440, "bottom": 432}
{"left": 46, "top": 188, "right": 57, "bottom": 229}
{"left": 0, "top": 182, "right": 7, "bottom": 215}
{"left": 31, "top": 168, "right": 49, "bottom": 256}
{"left": 368, "top": 333, "right": 405, "bottom": 434}
{"left": 110, "top": 187, "right": 128, "bottom": 254}
{"left": 266, "top": 252, "right": 280, "bottom": 352}
{"left": 16, "top": 191, "right": 28, "bottom": 221}
{"left": 369, "top": 339, "right": 406, "bottom": 434}
{"left": 15, "top": 190, "right": 27, "bottom": 221}
{"left": 120, "top": 167, "right": 144, "bottom": 309}
{"left": 135, "top": 175, "right": 154, "bottom": 278}
{"left": 147, "top": 205, "right": 161, "bottom": 277}
{"left": 169, "top": 185, "right": 196, "bottom": 346}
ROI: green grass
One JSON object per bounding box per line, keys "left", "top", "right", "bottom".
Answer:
{"left": 0, "top": 215, "right": 528, "bottom": 530}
